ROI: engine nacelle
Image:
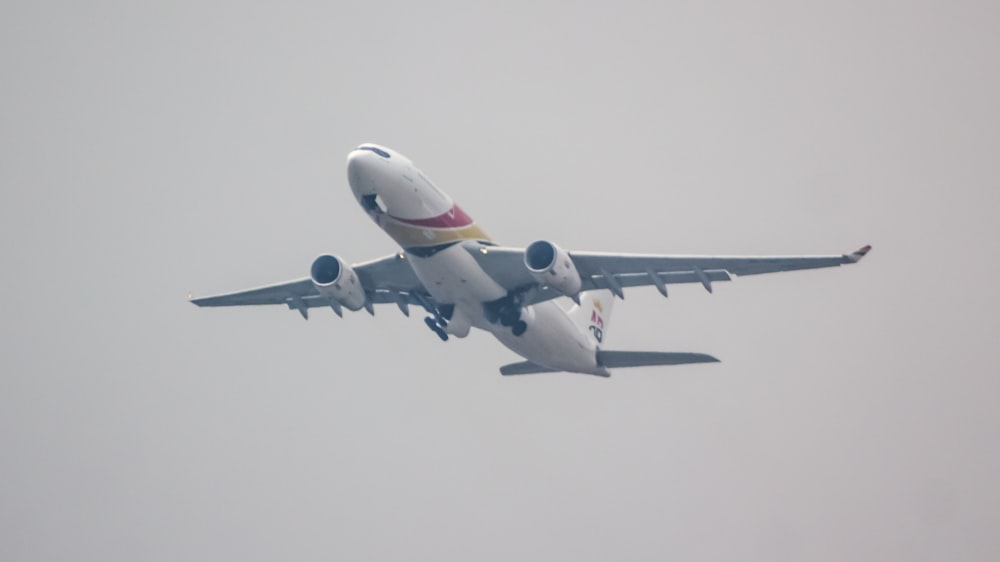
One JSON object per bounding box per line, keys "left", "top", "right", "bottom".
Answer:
{"left": 524, "top": 240, "right": 582, "bottom": 297}
{"left": 310, "top": 254, "right": 366, "bottom": 311}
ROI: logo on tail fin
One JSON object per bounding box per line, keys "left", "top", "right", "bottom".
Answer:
{"left": 589, "top": 300, "right": 605, "bottom": 343}
{"left": 569, "top": 292, "right": 614, "bottom": 347}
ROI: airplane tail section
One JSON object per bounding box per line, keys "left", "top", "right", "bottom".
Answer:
{"left": 568, "top": 290, "right": 615, "bottom": 347}
{"left": 499, "top": 290, "right": 719, "bottom": 377}
{"left": 498, "top": 351, "right": 719, "bottom": 376}
{"left": 499, "top": 361, "right": 558, "bottom": 375}
{"left": 596, "top": 351, "right": 719, "bottom": 368}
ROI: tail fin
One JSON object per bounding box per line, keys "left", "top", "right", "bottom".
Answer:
{"left": 568, "top": 290, "right": 616, "bottom": 347}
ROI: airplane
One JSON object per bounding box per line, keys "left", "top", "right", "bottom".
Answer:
{"left": 191, "top": 143, "right": 871, "bottom": 377}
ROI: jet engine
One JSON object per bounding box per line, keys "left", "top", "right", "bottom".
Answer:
{"left": 310, "top": 254, "right": 366, "bottom": 311}
{"left": 524, "top": 240, "right": 582, "bottom": 298}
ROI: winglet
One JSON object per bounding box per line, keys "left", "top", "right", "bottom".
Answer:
{"left": 845, "top": 244, "right": 873, "bottom": 263}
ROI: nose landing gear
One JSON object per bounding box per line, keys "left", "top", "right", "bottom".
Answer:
{"left": 416, "top": 296, "right": 453, "bottom": 342}
{"left": 424, "top": 316, "right": 449, "bottom": 341}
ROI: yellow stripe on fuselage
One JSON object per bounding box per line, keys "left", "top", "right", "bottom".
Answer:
{"left": 379, "top": 217, "right": 493, "bottom": 248}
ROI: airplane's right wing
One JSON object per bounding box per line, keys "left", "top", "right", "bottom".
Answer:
{"left": 466, "top": 243, "right": 871, "bottom": 305}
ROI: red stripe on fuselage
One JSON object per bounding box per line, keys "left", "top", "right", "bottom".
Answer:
{"left": 386, "top": 205, "right": 473, "bottom": 228}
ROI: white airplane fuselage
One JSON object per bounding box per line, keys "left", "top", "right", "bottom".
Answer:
{"left": 346, "top": 144, "right": 608, "bottom": 376}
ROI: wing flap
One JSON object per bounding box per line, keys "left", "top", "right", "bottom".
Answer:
{"left": 588, "top": 269, "right": 731, "bottom": 290}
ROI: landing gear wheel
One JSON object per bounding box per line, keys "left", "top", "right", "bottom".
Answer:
{"left": 484, "top": 306, "right": 499, "bottom": 324}
{"left": 512, "top": 320, "right": 527, "bottom": 336}
{"left": 499, "top": 306, "right": 520, "bottom": 327}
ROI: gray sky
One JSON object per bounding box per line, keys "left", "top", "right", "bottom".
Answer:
{"left": 2, "top": 1, "right": 998, "bottom": 560}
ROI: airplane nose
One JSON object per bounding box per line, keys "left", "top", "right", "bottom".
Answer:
{"left": 347, "top": 144, "right": 408, "bottom": 208}
{"left": 347, "top": 149, "right": 381, "bottom": 196}
{"left": 347, "top": 148, "right": 374, "bottom": 175}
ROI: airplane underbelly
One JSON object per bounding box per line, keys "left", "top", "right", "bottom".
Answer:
{"left": 405, "top": 245, "right": 599, "bottom": 374}
{"left": 406, "top": 244, "right": 507, "bottom": 307}
{"left": 492, "top": 302, "right": 601, "bottom": 374}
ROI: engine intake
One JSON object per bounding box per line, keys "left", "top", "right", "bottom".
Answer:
{"left": 524, "top": 240, "right": 582, "bottom": 298}
{"left": 310, "top": 254, "right": 366, "bottom": 311}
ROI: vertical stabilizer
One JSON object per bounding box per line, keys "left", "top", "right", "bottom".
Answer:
{"left": 567, "top": 290, "right": 615, "bottom": 347}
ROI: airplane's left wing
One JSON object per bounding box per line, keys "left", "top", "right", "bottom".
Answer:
{"left": 466, "top": 243, "right": 871, "bottom": 304}
{"left": 190, "top": 277, "right": 317, "bottom": 307}
{"left": 190, "top": 253, "right": 431, "bottom": 318}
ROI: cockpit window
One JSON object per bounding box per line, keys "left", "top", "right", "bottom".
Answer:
{"left": 358, "top": 145, "right": 391, "bottom": 159}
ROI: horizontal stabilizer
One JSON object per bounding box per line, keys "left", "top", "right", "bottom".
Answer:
{"left": 499, "top": 361, "right": 558, "bottom": 375}
{"left": 597, "top": 350, "right": 720, "bottom": 368}
{"left": 500, "top": 351, "right": 719, "bottom": 376}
